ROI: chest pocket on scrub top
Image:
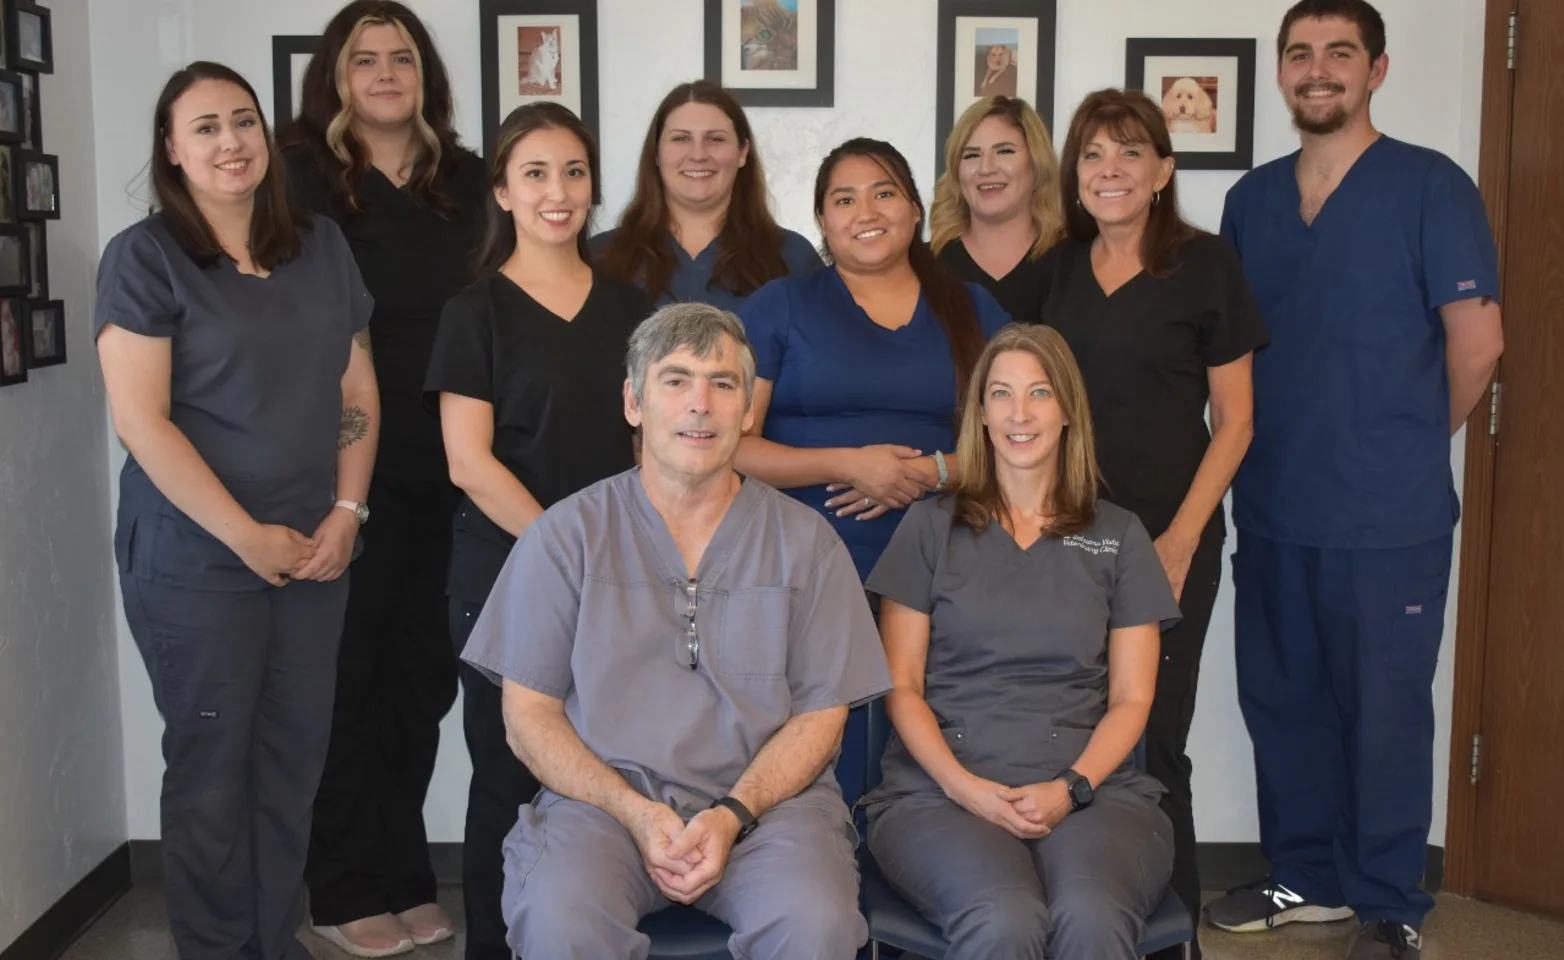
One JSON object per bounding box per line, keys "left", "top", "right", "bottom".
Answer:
{"left": 712, "top": 587, "right": 791, "bottom": 678}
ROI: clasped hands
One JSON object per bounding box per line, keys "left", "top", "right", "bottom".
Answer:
{"left": 231, "top": 509, "right": 358, "bottom": 587}
{"left": 949, "top": 773, "right": 1074, "bottom": 840}
{"left": 628, "top": 799, "right": 745, "bottom": 905}
{"left": 824, "top": 445, "right": 939, "bottom": 521}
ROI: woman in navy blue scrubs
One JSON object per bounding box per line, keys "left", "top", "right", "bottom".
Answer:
{"left": 592, "top": 80, "right": 820, "bottom": 311}
{"left": 736, "top": 137, "right": 1010, "bottom": 803}
{"left": 95, "top": 62, "right": 378, "bottom": 960}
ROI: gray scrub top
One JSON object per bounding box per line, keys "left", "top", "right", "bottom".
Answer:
{"left": 460, "top": 468, "right": 893, "bottom": 820}
{"left": 862, "top": 496, "right": 1181, "bottom": 805}
{"left": 95, "top": 213, "right": 373, "bottom": 591}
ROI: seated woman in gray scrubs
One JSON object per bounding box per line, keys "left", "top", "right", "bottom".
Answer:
{"left": 862, "top": 323, "right": 1179, "bottom": 960}
{"left": 94, "top": 62, "right": 377, "bottom": 960}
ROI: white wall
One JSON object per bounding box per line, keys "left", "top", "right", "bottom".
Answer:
{"left": 90, "top": 0, "right": 1488, "bottom": 847}
{"left": 0, "top": 0, "right": 126, "bottom": 950}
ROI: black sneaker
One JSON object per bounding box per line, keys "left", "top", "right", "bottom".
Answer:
{"left": 1346, "top": 920, "right": 1421, "bottom": 959}
{"left": 1205, "top": 878, "right": 1355, "bottom": 932}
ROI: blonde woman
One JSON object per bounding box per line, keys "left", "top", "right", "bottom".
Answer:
{"left": 930, "top": 96, "right": 1065, "bottom": 324}
{"left": 279, "top": 1, "right": 484, "bottom": 953}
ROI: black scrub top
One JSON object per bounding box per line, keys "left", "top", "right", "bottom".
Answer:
{"left": 95, "top": 213, "right": 373, "bottom": 591}
{"left": 937, "top": 236, "right": 1050, "bottom": 325}
{"left": 285, "top": 147, "right": 489, "bottom": 481}
{"left": 1038, "top": 235, "right": 1268, "bottom": 540}
{"left": 423, "top": 271, "right": 653, "bottom": 602}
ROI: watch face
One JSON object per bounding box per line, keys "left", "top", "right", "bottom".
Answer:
{"left": 356, "top": 503, "right": 370, "bottom": 524}
{"left": 1070, "top": 779, "right": 1092, "bottom": 805}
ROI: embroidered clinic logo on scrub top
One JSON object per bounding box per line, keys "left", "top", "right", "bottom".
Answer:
{"left": 1456, "top": 279, "right": 1478, "bottom": 292}
{"left": 1060, "top": 535, "right": 1120, "bottom": 556}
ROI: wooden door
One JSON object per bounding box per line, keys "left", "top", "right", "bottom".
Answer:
{"left": 1464, "top": 0, "right": 1564, "bottom": 918}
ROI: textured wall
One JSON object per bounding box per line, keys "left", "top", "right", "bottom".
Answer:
{"left": 0, "top": 0, "right": 126, "bottom": 951}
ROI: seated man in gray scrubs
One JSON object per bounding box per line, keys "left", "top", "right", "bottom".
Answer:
{"left": 460, "top": 301, "right": 893, "bottom": 960}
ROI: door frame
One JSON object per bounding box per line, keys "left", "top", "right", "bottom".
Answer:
{"left": 1443, "top": 0, "right": 1518, "bottom": 897}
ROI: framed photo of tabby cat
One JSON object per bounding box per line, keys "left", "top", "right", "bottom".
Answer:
{"left": 704, "top": 0, "right": 835, "bottom": 107}
{"left": 480, "top": 0, "right": 600, "bottom": 156}
{"left": 935, "top": 0, "right": 1058, "bottom": 178}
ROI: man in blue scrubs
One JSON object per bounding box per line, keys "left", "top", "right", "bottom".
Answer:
{"left": 1208, "top": 3, "right": 1504, "bottom": 958}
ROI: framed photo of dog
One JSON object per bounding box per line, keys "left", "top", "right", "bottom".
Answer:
{"left": 936, "top": 0, "right": 1057, "bottom": 179}
{"left": 480, "top": 0, "right": 600, "bottom": 158}
{"left": 703, "top": 0, "right": 835, "bottom": 108}
{"left": 1126, "top": 37, "right": 1255, "bottom": 171}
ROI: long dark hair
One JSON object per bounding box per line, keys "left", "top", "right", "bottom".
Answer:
{"left": 280, "top": 1, "right": 465, "bottom": 218}
{"left": 471, "top": 102, "right": 600, "bottom": 277}
{"left": 151, "top": 61, "right": 307, "bottom": 270}
{"left": 813, "top": 138, "right": 984, "bottom": 403}
{"left": 595, "top": 81, "right": 789, "bottom": 302}
{"left": 1058, "top": 88, "right": 1201, "bottom": 277}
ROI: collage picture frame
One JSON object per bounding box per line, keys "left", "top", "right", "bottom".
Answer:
{"left": 935, "top": 0, "right": 1058, "bottom": 178}
{"left": 0, "top": 0, "right": 53, "bottom": 389}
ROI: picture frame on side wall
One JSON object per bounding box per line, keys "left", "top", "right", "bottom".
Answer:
{"left": 12, "top": 148, "right": 55, "bottom": 219}
{"left": 22, "top": 296, "right": 61, "bottom": 368}
{"left": 271, "top": 35, "right": 321, "bottom": 131}
{"left": 1126, "top": 37, "right": 1256, "bottom": 171}
{"left": 1, "top": 297, "right": 26, "bottom": 386}
{"left": 936, "top": 0, "right": 1057, "bottom": 179}
{"left": 480, "top": 0, "right": 599, "bottom": 158}
{"left": 7, "top": 1, "right": 52, "bottom": 75}
{"left": 703, "top": 0, "right": 835, "bottom": 108}
{"left": 20, "top": 71, "right": 39, "bottom": 149}
{"left": 0, "top": 222, "right": 30, "bottom": 297}
{"left": 27, "top": 221, "right": 45, "bottom": 297}
{"left": 0, "top": 69, "right": 24, "bottom": 145}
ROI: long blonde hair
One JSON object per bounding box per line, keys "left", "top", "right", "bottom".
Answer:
{"left": 930, "top": 96, "right": 1065, "bottom": 261}
{"left": 951, "top": 324, "right": 1099, "bottom": 537}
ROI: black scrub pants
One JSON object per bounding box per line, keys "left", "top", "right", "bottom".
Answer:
{"left": 123, "top": 572, "right": 349, "bottom": 960}
{"left": 1145, "top": 518, "right": 1224, "bottom": 959}
{"left": 451, "top": 595, "right": 542, "bottom": 960}
{"left": 305, "top": 472, "right": 461, "bottom": 925}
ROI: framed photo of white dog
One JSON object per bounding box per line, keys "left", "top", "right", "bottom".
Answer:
{"left": 480, "top": 0, "right": 600, "bottom": 157}
{"left": 1126, "top": 37, "right": 1255, "bottom": 171}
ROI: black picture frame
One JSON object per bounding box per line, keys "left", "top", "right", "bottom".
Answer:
{"left": 13, "top": 148, "right": 55, "bottom": 220}
{"left": 20, "top": 71, "right": 39, "bottom": 150}
{"left": 271, "top": 35, "right": 320, "bottom": 131}
{"left": 480, "top": 0, "right": 600, "bottom": 159}
{"left": 7, "top": 2, "right": 52, "bottom": 75}
{"left": 0, "top": 223, "right": 30, "bottom": 298}
{"left": 702, "top": 0, "right": 835, "bottom": 108}
{"left": 0, "top": 69, "right": 24, "bottom": 145}
{"left": 1126, "top": 37, "right": 1256, "bottom": 172}
{"left": 21, "top": 296, "right": 61, "bottom": 368}
{"left": 0, "top": 296, "right": 26, "bottom": 386}
{"left": 26, "top": 221, "right": 45, "bottom": 298}
{"left": 936, "top": 0, "right": 1057, "bottom": 179}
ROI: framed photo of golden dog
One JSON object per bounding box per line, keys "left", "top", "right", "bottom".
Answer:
{"left": 1126, "top": 37, "right": 1255, "bottom": 171}
{"left": 936, "top": 0, "right": 1058, "bottom": 179}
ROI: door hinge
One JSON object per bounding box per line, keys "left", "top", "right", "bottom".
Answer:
{"left": 1488, "top": 380, "right": 1502, "bottom": 436}
{"left": 1507, "top": 10, "right": 1518, "bottom": 70}
{"left": 1470, "top": 733, "right": 1483, "bottom": 786}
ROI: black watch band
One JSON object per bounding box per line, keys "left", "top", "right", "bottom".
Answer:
{"left": 1062, "top": 768, "right": 1094, "bottom": 810}
{"left": 709, "top": 795, "right": 758, "bottom": 841}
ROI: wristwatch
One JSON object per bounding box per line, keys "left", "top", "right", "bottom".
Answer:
{"left": 335, "top": 499, "right": 370, "bottom": 525}
{"left": 709, "top": 795, "right": 758, "bottom": 842}
{"left": 1061, "top": 768, "right": 1094, "bottom": 810}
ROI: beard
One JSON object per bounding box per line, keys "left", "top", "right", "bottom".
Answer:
{"left": 1290, "top": 82, "right": 1352, "bottom": 135}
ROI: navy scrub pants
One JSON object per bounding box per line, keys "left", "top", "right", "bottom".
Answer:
{"left": 1232, "top": 530, "right": 1452, "bottom": 929}
{"left": 123, "top": 572, "right": 349, "bottom": 960}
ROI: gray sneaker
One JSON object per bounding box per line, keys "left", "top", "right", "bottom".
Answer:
{"left": 1205, "top": 878, "right": 1356, "bottom": 932}
{"left": 1346, "top": 920, "right": 1421, "bottom": 959}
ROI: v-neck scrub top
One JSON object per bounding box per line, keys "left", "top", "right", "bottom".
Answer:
{"left": 1219, "top": 136, "right": 1500, "bottom": 548}
{"left": 739, "top": 268, "right": 1012, "bottom": 578}
{"left": 589, "top": 227, "right": 824, "bottom": 313}
{"left": 1038, "top": 234, "right": 1268, "bottom": 539}
{"left": 937, "top": 236, "right": 1047, "bottom": 326}
{"left": 423, "top": 272, "right": 653, "bottom": 603}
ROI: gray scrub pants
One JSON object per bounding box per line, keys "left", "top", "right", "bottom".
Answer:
{"left": 123, "top": 573, "right": 349, "bottom": 960}
{"left": 502, "top": 795, "right": 868, "bottom": 959}
{"left": 867, "top": 787, "right": 1174, "bottom": 960}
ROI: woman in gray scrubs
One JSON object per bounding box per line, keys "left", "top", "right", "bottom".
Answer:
{"left": 94, "top": 62, "right": 378, "bottom": 960}
{"left": 862, "top": 324, "right": 1178, "bottom": 959}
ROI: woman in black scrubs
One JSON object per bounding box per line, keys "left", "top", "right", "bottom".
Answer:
{"left": 930, "top": 95, "right": 1065, "bottom": 324}
{"left": 96, "top": 62, "right": 378, "bottom": 960}
{"left": 423, "top": 102, "right": 651, "bottom": 960}
{"left": 1038, "top": 88, "right": 1267, "bottom": 959}
{"left": 279, "top": 2, "right": 484, "bottom": 953}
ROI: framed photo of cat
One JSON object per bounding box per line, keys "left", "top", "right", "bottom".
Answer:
{"left": 935, "top": 0, "right": 1058, "bottom": 178}
{"left": 704, "top": 0, "right": 835, "bottom": 108}
{"left": 480, "top": 0, "right": 600, "bottom": 157}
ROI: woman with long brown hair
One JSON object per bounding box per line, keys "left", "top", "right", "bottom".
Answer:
{"left": 423, "top": 101, "right": 651, "bottom": 960}
{"left": 1038, "top": 88, "right": 1268, "bottom": 958}
{"left": 861, "top": 324, "right": 1177, "bottom": 959}
{"left": 279, "top": 3, "right": 485, "bottom": 953}
{"left": 592, "top": 80, "right": 820, "bottom": 311}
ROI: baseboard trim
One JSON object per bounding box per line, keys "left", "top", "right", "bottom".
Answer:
{"left": 1199, "top": 842, "right": 1445, "bottom": 894}
{"left": 0, "top": 843, "right": 131, "bottom": 960}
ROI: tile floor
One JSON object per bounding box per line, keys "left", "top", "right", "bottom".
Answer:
{"left": 56, "top": 885, "right": 1562, "bottom": 959}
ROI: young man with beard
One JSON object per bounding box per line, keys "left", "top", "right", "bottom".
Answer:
{"left": 1209, "top": 3, "right": 1504, "bottom": 958}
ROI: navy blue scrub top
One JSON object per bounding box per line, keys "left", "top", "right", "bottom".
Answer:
{"left": 588, "top": 227, "right": 823, "bottom": 313}
{"left": 1220, "top": 136, "right": 1499, "bottom": 549}
{"left": 95, "top": 213, "right": 374, "bottom": 591}
{"left": 739, "top": 267, "right": 1012, "bottom": 578}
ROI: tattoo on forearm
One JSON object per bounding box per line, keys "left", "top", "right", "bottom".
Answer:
{"left": 339, "top": 405, "right": 369, "bottom": 450}
{"left": 354, "top": 329, "right": 372, "bottom": 357}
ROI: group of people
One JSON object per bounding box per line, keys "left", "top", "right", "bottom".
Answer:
{"left": 91, "top": 0, "right": 1503, "bottom": 959}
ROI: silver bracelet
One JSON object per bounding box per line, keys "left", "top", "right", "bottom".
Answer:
{"left": 933, "top": 450, "right": 949, "bottom": 490}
